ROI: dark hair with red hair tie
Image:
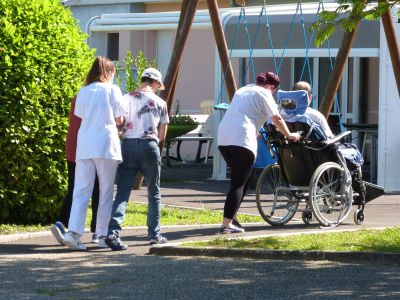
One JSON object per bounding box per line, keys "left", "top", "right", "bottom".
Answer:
{"left": 256, "top": 71, "right": 280, "bottom": 88}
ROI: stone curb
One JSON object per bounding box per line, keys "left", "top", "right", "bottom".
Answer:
{"left": 149, "top": 246, "right": 400, "bottom": 265}
{"left": 0, "top": 231, "right": 54, "bottom": 243}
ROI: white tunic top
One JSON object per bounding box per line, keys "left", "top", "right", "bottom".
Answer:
{"left": 218, "top": 84, "right": 279, "bottom": 156}
{"left": 74, "top": 82, "right": 126, "bottom": 162}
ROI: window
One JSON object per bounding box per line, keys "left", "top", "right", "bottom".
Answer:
{"left": 107, "top": 33, "right": 119, "bottom": 61}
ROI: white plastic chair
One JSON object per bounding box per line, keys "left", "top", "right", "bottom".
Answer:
{"left": 199, "top": 100, "right": 215, "bottom": 163}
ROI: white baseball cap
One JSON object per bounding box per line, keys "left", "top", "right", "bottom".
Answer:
{"left": 141, "top": 68, "right": 165, "bottom": 90}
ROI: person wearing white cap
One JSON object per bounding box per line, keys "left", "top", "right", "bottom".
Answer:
{"left": 104, "top": 67, "right": 169, "bottom": 250}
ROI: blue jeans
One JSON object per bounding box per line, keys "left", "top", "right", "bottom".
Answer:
{"left": 108, "top": 139, "right": 162, "bottom": 239}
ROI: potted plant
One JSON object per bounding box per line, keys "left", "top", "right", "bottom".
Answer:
{"left": 166, "top": 100, "right": 198, "bottom": 141}
{"left": 166, "top": 114, "right": 198, "bottom": 141}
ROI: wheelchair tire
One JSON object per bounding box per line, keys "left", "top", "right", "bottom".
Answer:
{"left": 309, "top": 162, "right": 353, "bottom": 227}
{"left": 354, "top": 209, "right": 364, "bottom": 225}
{"left": 301, "top": 211, "right": 314, "bottom": 225}
{"left": 256, "top": 163, "right": 298, "bottom": 226}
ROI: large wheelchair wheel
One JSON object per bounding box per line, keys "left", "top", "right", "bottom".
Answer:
{"left": 309, "top": 162, "right": 353, "bottom": 227}
{"left": 256, "top": 163, "right": 298, "bottom": 226}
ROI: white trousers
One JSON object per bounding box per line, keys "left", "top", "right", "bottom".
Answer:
{"left": 68, "top": 158, "right": 118, "bottom": 237}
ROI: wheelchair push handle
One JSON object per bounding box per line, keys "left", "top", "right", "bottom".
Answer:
{"left": 259, "top": 125, "right": 303, "bottom": 143}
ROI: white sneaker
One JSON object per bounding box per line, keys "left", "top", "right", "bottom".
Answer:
{"left": 63, "top": 232, "right": 86, "bottom": 251}
{"left": 50, "top": 222, "right": 65, "bottom": 245}
{"left": 97, "top": 236, "right": 108, "bottom": 248}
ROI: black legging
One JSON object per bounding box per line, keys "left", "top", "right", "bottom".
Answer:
{"left": 219, "top": 145, "right": 255, "bottom": 219}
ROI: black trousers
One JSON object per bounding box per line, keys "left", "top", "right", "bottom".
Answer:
{"left": 57, "top": 161, "right": 99, "bottom": 233}
{"left": 218, "top": 145, "right": 255, "bottom": 219}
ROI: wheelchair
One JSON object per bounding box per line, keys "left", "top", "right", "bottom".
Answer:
{"left": 255, "top": 90, "right": 384, "bottom": 227}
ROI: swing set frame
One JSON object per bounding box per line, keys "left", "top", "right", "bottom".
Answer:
{"left": 159, "top": 0, "right": 400, "bottom": 122}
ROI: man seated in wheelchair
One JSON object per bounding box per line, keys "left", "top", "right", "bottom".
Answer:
{"left": 292, "top": 82, "right": 364, "bottom": 168}
{"left": 274, "top": 81, "right": 367, "bottom": 206}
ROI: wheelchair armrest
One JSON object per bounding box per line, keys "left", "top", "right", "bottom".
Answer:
{"left": 319, "top": 131, "right": 351, "bottom": 147}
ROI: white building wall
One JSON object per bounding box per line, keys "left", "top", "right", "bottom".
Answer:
{"left": 378, "top": 16, "right": 400, "bottom": 192}
{"left": 174, "top": 29, "right": 216, "bottom": 114}
{"left": 68, "top": 3, "right": 144, "bottom": 55}
{"left": 157, "top": 30, "right": 174, "bottom": 82}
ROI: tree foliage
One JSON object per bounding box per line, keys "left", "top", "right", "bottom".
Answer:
{"left": 115, "top": 50, "right": 157, "bottom": 93}
{"left": 0, "top": 0, "right": 94, "bottom": 224}
{"left": 313, "top": 0, "right": 400, "bottom": 47}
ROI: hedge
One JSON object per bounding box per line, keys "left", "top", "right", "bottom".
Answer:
{"left": 0, "top": 0, "right": 94, "bottom": 224}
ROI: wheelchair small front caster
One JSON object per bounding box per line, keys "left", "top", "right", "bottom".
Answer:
{"left": 354, "top": 209, "right": 364, "bottom": 225}
{"left": 302, "top": 211, "right": 314, "bottom": 224}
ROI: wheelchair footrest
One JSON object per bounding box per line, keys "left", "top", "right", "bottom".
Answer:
{"left": 364, "top": 181, "right": 384, "bottom": 203}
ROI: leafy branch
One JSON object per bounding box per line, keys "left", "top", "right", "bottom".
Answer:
{"left": 115, "top": 50, "right": 157, "bottom": 93}
{"left": 313, "top": 0, "right": 398, "bottom": 47}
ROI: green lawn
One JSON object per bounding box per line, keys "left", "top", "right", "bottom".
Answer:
{"left": 185, "top": 227, "right": 400, "bottom": 253}
{"left": 0, "top": 202, "right": 263, "bottom": 235}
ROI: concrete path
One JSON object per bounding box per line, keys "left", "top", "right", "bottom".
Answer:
{"left": 1, "top": 163, "right": 400, "bottom": 299}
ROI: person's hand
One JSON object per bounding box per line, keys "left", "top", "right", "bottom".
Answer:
{"left": 287, "top": 132, "right": 301, "bottom": 142}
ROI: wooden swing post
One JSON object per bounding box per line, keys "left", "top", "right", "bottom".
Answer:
{"left": 157, "top": 0, "right": 236, "bottom": 163}
{"left": 206, "top": 0, "right": 237, "bottom": 101}
{"left": 379, "top": 0, "right": 400, "bottom": 96}
{"left": 319, "top": 24, "right": 361, "bottom": 119}
{"left": 159, "top": 0, "right": 199, "bottom": 114}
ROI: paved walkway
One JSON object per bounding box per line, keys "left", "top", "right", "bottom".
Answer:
{"left": 1, "top": 162, "right": 400, "bottom": 299}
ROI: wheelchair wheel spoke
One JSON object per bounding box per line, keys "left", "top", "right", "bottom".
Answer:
{"left": 310, "top": 162, "right": 352, "bottom": 226}
{"left": 256, "top": 164, "right": 298, "bottom": 226}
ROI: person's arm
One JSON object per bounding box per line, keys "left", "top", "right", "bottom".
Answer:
{"left": 115, "top": 116, "right": 123, "bottom": 127}
{"left": 115, "top": 116, "right": 124, "bottom": 137}
{"left": 158, "top": 123, "right": 168, "bottom": 143}
{"left": 112, "top": 84, "right": 127, "bottom": 133}
{"left": 271, "top": 114, "right": 301, "bottom": 141}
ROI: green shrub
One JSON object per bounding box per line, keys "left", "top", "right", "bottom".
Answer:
{"left": 0, "top": 0, "right": 94, "bottom": 224}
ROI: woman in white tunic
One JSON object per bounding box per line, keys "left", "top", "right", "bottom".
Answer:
{"left": 217, "top": 72, "right": 300, "bottom": 234}
{"left": 63, "top": 57, "right": 126, "bottom": 250}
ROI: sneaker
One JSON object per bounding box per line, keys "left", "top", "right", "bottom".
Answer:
{"left": 63, "top": 231, "right": 86, "bottom": 251}
{"left": 50, "top": 222, "right": 66, "bottom": 245}
{"left": 219, "top": 225, "right": 245, "bottom": 234}
{"left": 232, "top": 218, "right": 243, "bottom": 229}
{"left": 91, "top": 233, "right": 99, "bottom": 244}
{"left": 104, "top": 235, "right": 128, "bottom": 251}
{"left": 149, "top": 235, "right": 167, "bottom": 245}
{"left": 96, "top": 236, "right": 109, "bottom": 248}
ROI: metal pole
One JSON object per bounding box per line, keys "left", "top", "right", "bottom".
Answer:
{"left": 206, "top": 0, "right": 237, "bottom": 101}
{"left": 379, "top": 0, "right": 400, "bottom": 95}
{"left": 85, "top": 15, "right": 101, "bottom": 45}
